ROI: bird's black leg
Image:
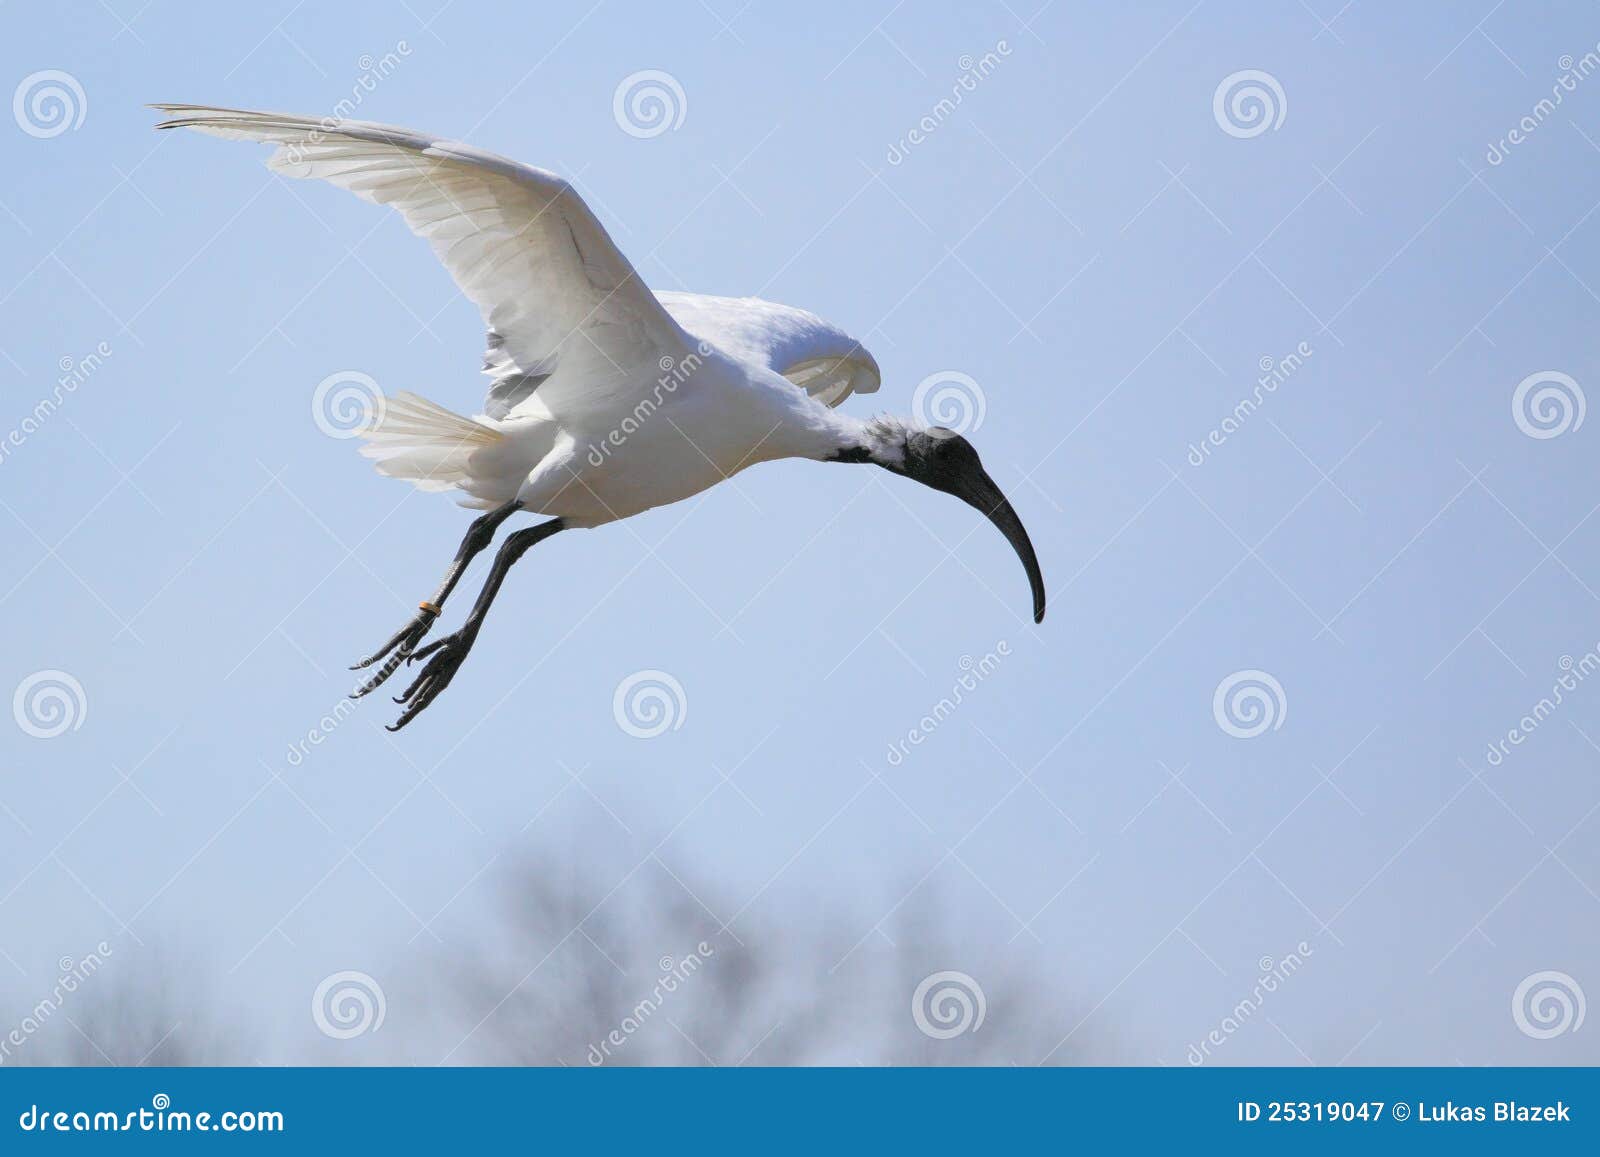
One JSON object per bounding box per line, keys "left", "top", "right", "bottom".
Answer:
{"left": 388, "top": 517, "right": 566, "bottom": 730}
{"left": 351, "top": 498, "right": 523, "bottom": 696}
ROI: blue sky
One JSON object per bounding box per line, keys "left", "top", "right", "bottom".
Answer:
{"left": 2, "top": 1, "right": 1599, "bottom": 1064}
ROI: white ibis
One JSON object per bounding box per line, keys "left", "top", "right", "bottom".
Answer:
{"left": 154, "top": 105, "right": 1046, "bottom": 729}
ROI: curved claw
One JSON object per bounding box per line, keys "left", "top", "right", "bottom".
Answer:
{"left": 354, "top": 646, "right": 418, "bottom": 698}
{"left": 393, "top": 662, "right": 432, "bottom": 704}
{"left": 387, "top": 632, "right": 474, "bottom": 730}
{"left": 350, "top": 611, "right": 437, "bottom": 693}
{"left": 407, "top": 636, "right": 450, "bottom": 665}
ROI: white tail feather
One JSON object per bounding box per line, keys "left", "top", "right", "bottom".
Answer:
{"left": 359, "top": 391, "right": 511, "bottom": 505}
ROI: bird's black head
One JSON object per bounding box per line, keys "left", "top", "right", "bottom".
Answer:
{"left": 900, "top": 426, "right": 988, "bottom": 491}
{"left": 877, "top": 425, "right": 1047, "bottom": 624}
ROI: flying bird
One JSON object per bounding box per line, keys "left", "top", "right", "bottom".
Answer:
{"left": 154, "top": 105, "right": 1046, "bottom": 729}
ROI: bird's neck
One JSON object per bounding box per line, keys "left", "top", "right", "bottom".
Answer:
{"left": 750, "top": 376, "right": 908, "bottom": 468}
{"left": 813, "top": 411, "right": 910, "bottom": 470}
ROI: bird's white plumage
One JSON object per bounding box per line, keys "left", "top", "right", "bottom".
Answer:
{"left": 154, "top": 105, "right": 880, "bottom": 524}
{"left": 152, "top": 104, "right": 692, "bottom": 419}
{"left": 155, "top": 105, "right": 1048, "bottom": 731}
{"left": 654, "top": 291, "right": 880, "bottom": 408}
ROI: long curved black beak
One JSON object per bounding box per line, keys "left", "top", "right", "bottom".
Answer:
{"left": 951, "top": 469, "right": 1047, "bottom": 624}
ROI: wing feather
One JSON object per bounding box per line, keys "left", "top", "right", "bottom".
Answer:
{"left": 653, "top": 291, "right": 880, "bottom": 408}
{"left": 153, "top": 104, "right": 690, "bottom": 419}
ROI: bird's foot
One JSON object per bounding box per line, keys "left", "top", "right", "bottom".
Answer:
{"left": 387, "top": 629, "right": 476, "bottom": 730}
{"left": 350, "top": 606, "right": 439, "bottom": 697}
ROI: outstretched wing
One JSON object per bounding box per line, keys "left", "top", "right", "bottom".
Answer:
{"left": 654, "top": 291, "right": 880, "bottom": 407}
{"left": 153, "top": 104, "right": 691, "bottom": 419}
